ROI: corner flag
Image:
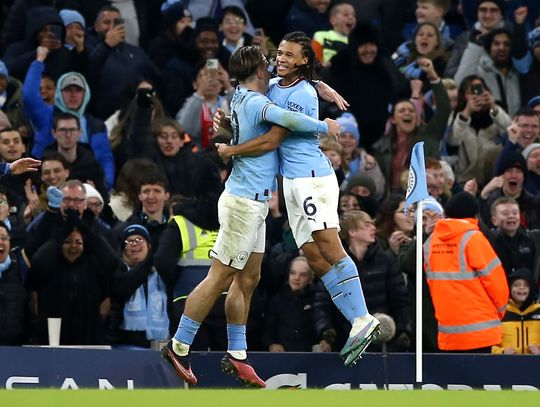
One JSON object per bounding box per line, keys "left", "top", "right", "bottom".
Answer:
{"left": 404, "top": 142, "right": 429, "bottom": 214}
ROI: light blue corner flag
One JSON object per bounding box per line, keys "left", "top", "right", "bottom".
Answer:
{"left": 404, "top": 142, "right": 429, "bottom": 214}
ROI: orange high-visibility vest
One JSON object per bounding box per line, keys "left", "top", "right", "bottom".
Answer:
{"left": 423, "top": 218, "right": 509, "bottom": 350}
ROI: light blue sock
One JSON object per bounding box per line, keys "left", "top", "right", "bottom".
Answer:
{"left": 321, "top": 256, "right": 368, "bottom": 322}
{"left": 173, "top": 314, "right": 201, "bottom": 345}
{"left": 227, "top": 323, "right": 247, "bottom": 351}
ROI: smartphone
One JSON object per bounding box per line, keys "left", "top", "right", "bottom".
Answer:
{"left": 471, "top": 84, "right": 483, "bottom": 96}
{"left": 254, "top": 28, "right": 264, "bottom": 37}
{"left": 206, "top": 58, "right": 219, "bottom": 79}
{"left": 113, "top": 17, "right": 125, "bottom": 27}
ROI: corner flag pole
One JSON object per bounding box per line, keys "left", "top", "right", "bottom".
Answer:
{"left": 404, "top": 142, "right": 429, "bottom": 385}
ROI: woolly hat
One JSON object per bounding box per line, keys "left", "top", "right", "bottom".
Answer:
{"left": 528, "top": 95, "right": 540, "bottom": 108}
{"left": 59, "top": 9, "right": 85, "bottom": 29}
{"left": 336, "top": 112, "right": 360, "bottom": 144}
{"left": 349, "top": 22, "right": 380, "bottom": 48}
{"left": 0, "top": 60, "right": 8, "bottom": 80}
{"left": 496, "top": 151, "right": 527, "bottom": 176}
{"left": 122, "top": 224, "right": 151, "bottom": 248}
{"left": 346, "top": 173, "right": 376, "bottom": 196}
{"left": 528, "top": 27, "right": 540, "bottom": 50}
{"left": 161, "top": 0, "right": 192, "bottom": 28}
{"left": 522, "top": 143, "right": 540, "bottom": 161}
{"left": 83, "top": 183, "right": 104, "bottom": 205}
{"left": 508, "top": 268, "right": 538, "bottom": 309}
{"left": 444, "top": 191, "right": 479, "bottom": 219}
{"left": 422, "top": 196, "right": 444, "bottom": 214}
{"left": 476, "top": 0, "right": 505, "bottom": 13}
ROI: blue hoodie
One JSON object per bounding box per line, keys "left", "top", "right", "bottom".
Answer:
{"left": 23, "top": 61, "right": 115, "bottom": 191}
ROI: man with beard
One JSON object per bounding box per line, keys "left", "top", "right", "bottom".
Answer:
{"left": 480, "top": 151, "right": 540, "bottom": 229}
{"left": 322, "top": 22, "right": 409, "bottom": 150}
{"left": 455, "top": 28, "right": 521, "bottom": 116}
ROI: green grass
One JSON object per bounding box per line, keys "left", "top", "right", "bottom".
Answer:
{"left": 0, "top": 389, "right": 538, "bottom": 407}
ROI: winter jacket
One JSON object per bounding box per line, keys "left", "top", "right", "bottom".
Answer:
{"left": 0, "top": 255, "right": 28, "bottom": 345}
{"left": 424, "top": 217, "right": 509, "bottom": 350}
{"left": 454, "top": 41, "right": 521, "bottom": 116}
{"left": 1, "top": 77, "right": 26, "bottom": 130}
{"left": 492, "top": 300, "right": 540, "bottom": 354}
{"left": 23, "top": 62, "right": 115, "bottom": 190}
{"left": 446, "top": 108, "right": 512, "bottom": 184}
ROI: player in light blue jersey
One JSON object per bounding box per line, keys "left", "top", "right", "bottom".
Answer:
{"left": 161, "top": 46, "right": 340, "bottom": 387}
{"left": 218, "top": 32, "right": 381, "bottom": 367}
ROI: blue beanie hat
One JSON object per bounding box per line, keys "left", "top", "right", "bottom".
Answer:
{"left": 59, "top": 9, "right": 85, "bottom": 29}
{"left": 161, "top": 0, "right": 192, "bottom": 27}
{"left": 122, "top": 224, "right": 151, "bottom": 248}
{"left": 0, "top": 60, "right": 8, "bottom": 80}
{"left": 336, "top": 112, "right": 361, "bottom": 144}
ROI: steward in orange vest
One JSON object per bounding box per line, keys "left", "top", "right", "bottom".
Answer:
{"left": 423, "top": 192, "right": 509, "bottom": 351}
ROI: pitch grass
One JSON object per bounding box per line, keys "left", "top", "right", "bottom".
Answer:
{"left": 0, "top": 389, "right": 538, "bottom": 407}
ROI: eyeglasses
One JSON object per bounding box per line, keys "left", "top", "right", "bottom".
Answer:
{"left": 56, "top": 127, "right": 79, "bottom": 135}
{"left": 62, "top": 197, "right": 85, "bottom": 204}
{"left": 125, "top": 237, "right": 145, "bottom": 246}
{"left": 478, "top": 7, "right": 500, "bottom": 14}
{"left": 0, "top": 200, "right": 8, "bottom": 206}
{"left": 222, "top": 17, "right": 245, "bottom": 25}
{"left": 0, "top": 236, "right": 9, "bottom": 242}
{"left": 87, "top": 201, "right": 103, "bottom": 209}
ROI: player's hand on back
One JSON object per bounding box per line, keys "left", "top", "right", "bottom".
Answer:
{"left": 215, "top": 143, "right": 232, "bottom": 163}
{"left": 213, "top": 108, "right": 232, "bottom": 133}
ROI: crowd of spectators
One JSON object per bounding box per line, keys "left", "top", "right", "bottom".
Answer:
{"left": 0, "top": 0, "right": 539, "bottom": 354}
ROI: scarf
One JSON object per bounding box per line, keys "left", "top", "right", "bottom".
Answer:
{"left": 122, "top": 268, "right": 169, "bottom": 340}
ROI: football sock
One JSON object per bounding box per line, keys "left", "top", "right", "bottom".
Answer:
{"left": 227, "top": 323, "right": 247, "bottom": 360}
{"left": 321, "top": 256, "right": 368, "bottom": 323}
{"left": 173, "top": 314, "right": 201, "bottom": 355}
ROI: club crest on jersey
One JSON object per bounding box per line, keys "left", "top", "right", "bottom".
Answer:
{"left": 236, "top": 251, "right": 248, "bottom": 263}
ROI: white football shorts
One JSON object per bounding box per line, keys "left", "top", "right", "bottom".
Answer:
{"left": 282, "top": 173, "right": 340, "bottom": 248}
{"left": 211, "top": 191, "right": 268, "bottom": 270}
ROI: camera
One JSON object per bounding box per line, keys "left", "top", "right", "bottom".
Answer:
{"left": 471, "top": 83, "right": 483, "bottom": 96}
{"left": 113, "top": 17, "right": 125, "bottom": 27}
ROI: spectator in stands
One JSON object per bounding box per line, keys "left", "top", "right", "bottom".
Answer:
{"left": 113, "top": 173, "right": 170, "bottom": 250}
{"left": 480, "top": 150, "right": 540, "bottom": 229}
{"left": 87, "top": 6, "right": 160, "bottom": 121}
{"left": 522, "top": 143, "right": 540, "bottom": 196}
{"left": 375, "top": 194, "right": 414, "bottom": 255}
{"left": 148, "top": 1, "right": 193, "bottom": 70}
{"left": 445, "top": 0, "right": 508, "bottom": 78}
{"left": 393, "top": 22, "right": 449, "bottom": 81}
{"left": 185, "top": 0, "right": 255, "bottom": 34}
{"left": 219, "top": 6, "right": 270, "bottom": 57}
{"left": 372, "top": 58, "right": 450, "bottom": 192}
{"left": 83, "top": 182, "right": 109, "bottom": 231}
{"left": 492, "top": 268, "right": 540, "bottom": 354}
{"left": 0, "top": 60, "right": 25, "bottom": 135}
{"left": 0, "top": 185, "right": 29, "bottom": 250}
{"left": 160, "top": 18, "right": 232, "bottom": 117}
{"left": 454, "top": 27, "right": 521, "bottom": 116}
{"left": 285, "top": 0, "right": 331, "bottom": 38}
{"left": 37, "top": 153, "right": 70, "bottom": 211}
{"left": 402, "top": 0, "right": 455, "bottom": 45}
{"left": 3, "top": 6, "right": 89, "bottom": 82}
{"left": 130, "top": 114, "right": 196, "bottom": 198}
{"left": 59, "top": 9, "right": 86, "bottom": 54}
{"left": 42, "top": 112, "right": 107, "bottom": 200}
{"left": 425, "top": 156, "right": 451, "bottom": 205}
{"left": 107, "top": 158, "right": 161, "bottom": 224}
{"left": 312, "top": 2, "right": 356, "bottom": 66}
{"left": 320, "top": 135, "right": 345, "bottom": 186}
{"left": 107, "top": 80, "right": 166, "bottom": 175}
{"left": 109, "top": 224, "right": 169, "bottom": 348}
{"left": 336, "top": 112, "right": 385, "bottom": 199}
{"left": 176, "top": 62, "right": 234, "bottom": 150}
{"left": 0, "top": 128, "right": 41, "bottom": 209}
{"left": 262, "top": 256, "right": 334, "bottom": 352}
{"left": 0, "top": 221, "right": 28, "bottom": 345}
{"left": 340, "top": 210, "right": 410, "bottom": 351}
{"left": 424, "top": 191, "right": 509, "bottom": 352}
{"left": 486, "top": 196, "right": 540, "bottom": 280}
{"left": 323, "top": 22, "right": 410, "bottom": 149}
{"left": 27, "top": 204, "right": 118, "bottom": 345}
{"left": 446, "top": 75, "right": 512, "bottom": 186}
{"left": 23, "top": 48, "right": 114, "bottom": 190}
{"left": 338, "top": 192, "right": 360, "bottom": 215}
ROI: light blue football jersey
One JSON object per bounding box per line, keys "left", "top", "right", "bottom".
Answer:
{"left": 225, "top": 87, "right": 278, "bottom": 201}
{"left": 267, "top": 77, "right": 333, "bottom": 178}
